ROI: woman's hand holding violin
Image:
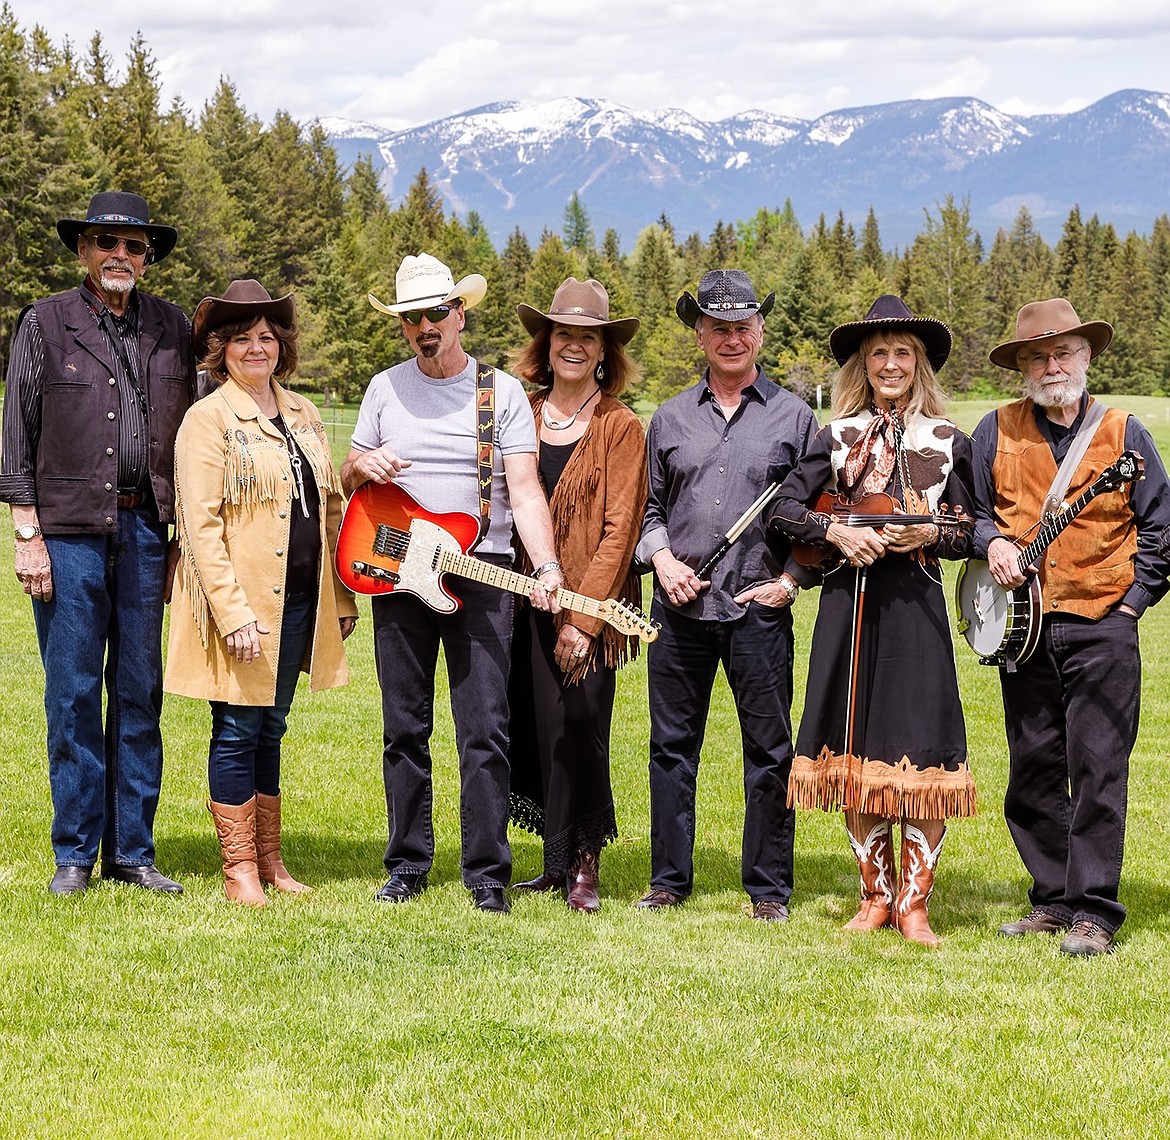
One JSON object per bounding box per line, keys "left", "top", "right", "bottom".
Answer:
{"left": 826, "top": 521, "right": 887, "bottom": 567}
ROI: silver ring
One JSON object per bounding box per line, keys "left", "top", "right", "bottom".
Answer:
{"left": 573, "top": 649, "right": 586, "bottom": 658}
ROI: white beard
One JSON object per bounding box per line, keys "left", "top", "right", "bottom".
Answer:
{"left": 1026, "top": 365, "right": 1087, "bottom": 409}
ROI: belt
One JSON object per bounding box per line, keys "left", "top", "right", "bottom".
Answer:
{"left": 117, "top": 492, "right": 146, "bottom": 509}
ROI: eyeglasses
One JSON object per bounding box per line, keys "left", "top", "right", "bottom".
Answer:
{"left": 1020, "top": 345, "right": 1088, "bottom": 374}
{"left": 400, "top": 305, "right": 457, "bottom": 325}
{"left": 89, "top": 233, "right": 152, "bottom": 258}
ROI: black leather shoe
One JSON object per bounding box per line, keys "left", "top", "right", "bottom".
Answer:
{"left": 752, "top": 899, "right": 789, "bottom": 923}
{"left": 48, "top": 866, "right": 92, "bottom": 896}
{"left": 512, "top": 870, "right": 565, "bottom": 893}
{"left": 634, "top": 888, "right": 686, "bottom": 910}
{"left": 101, "top": 863, "right": 183, "bottom": 894}
{"left": 470, "top": 885, "right": 510, "bottom": 913}
{"left": 373, "top": 873, "right": 427, "bottom": 903}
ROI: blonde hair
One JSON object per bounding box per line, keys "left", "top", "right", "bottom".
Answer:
{"left": 831, "top": 331, "right": 947, "bottom": 419}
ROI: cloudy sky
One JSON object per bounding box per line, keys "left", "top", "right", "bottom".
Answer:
{"left": 13, "top": 0, "right": 1170, "bottom": 129}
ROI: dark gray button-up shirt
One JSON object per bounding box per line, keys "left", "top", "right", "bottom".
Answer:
{"left": 637, "top": 368, "right": 818, "bottom": 621}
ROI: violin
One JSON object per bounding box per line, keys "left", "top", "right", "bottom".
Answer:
{"left": 793, "top": 490, "right": 968, "bottom": 570}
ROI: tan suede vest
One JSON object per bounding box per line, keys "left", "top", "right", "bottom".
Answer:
{"left": 991, "top": 399, "right": 1136, "bottom": 620}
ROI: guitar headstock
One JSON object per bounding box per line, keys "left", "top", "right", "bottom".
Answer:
{"left": 596, "top": 599, "right": 660, "bottom": 643}
{"left": 1100, "top": 450, "right": 1144, "bottom": 490}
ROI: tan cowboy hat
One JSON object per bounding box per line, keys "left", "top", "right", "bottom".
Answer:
{"left": 989, "top": 298, "right": 1113, "bottom": 371}
{"left": 829, "top": 294, "right": 951, "bottom": 371}
{"left": 368, "top": 252, "right": 487, "bottom": 315}
{"left": 192, "top": 279, "right": 296, "bottom": 359}
{"left": 516, "top": 277, "right": 640, "bottom": 345}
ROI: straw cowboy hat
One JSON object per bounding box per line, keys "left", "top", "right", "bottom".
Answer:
{"left": 516, "top": 277, "right": 640, "bottom": 344}
{"left": 57, "top": 191, "right": 178, "bottom": 263}
{"left": 829, "top": 294, "right": 952, "bottom": 371}
{"left": 676, "top": 269, "right": 775, "bottom": 329}
{"left": 191, "top": 279, "right": 296, "bottom": 359}
{"left": 989, "top": 298, "right": 1113, "bottom": 371}
{"left": 368, "top": 253, "right": 487, "bottom": 315}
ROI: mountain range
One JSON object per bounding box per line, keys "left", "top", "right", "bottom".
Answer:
{"left": 319, "top": 90, "right": 1170, "bottom": 250}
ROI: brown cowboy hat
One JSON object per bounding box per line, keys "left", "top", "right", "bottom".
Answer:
{"left": 829, "top": 295, "right": 952, "bottom": 371}
{"left": 192, "top": 279, "right": 296, "bottom": 359}
{"left": 516, "top": 277, "right": 640, "bottom": 344}
{"left": 989, "top": 298, "right": 1113, "bottom": 370}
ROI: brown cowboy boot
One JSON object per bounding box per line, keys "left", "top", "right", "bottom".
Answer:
{"left": 208, "top": 797, "right": 267, "bottom": 907}
{"left": 567, "top": 849, "right": 601, "bottom": 913}
{"left": 843, "top": 816, "right": 896, "bottom": 931}
{"left": 894, "top": 823, "right": 945, "bottom": 947}
{"left": 513, "top": 869, "right": 566, "bottom": 893}
{"left": 255, "top": 792, "right": 312, "bottom": 893}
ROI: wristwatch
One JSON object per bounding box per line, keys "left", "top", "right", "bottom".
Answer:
{"left": 15, "top": 524, "right": 41, "bottom": 541}
{"left": 777, "top": 574, "right": 800, "bottom": 602}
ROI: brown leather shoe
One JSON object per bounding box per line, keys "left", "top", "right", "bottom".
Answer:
{"left": 1059, "top": 920, "right": 1114, "bottom": 957}
{"left": 998, "top": 908, "right": 1071, "bottom": 937}
{"left": 513, "top": 870, "right": 565, "bottom": 893}
{"left": 634, "top": 888, "right": 685, "bottom": 910}
{"left": 752, "top": 899, "right": 789, "bottom": 923}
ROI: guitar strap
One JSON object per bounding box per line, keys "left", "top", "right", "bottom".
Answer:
{"left": 1042, "top": 399, "right": 1107, "bottom": 519}
{"left": 475, "top": 361, "right": 496, "bottom": 541}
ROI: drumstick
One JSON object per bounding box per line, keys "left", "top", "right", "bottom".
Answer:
{"left": 696, "top": 481, "right": 782, "bottom": 579}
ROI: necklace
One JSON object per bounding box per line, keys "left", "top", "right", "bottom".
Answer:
{"left": 541, "top": 386, "right": 599, "bottom": 431}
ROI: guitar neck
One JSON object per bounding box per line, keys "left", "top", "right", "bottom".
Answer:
{"left": 436, "top": 549, "right": 606, "bottom": 621}
{"left": 1016, "top": 484, "right": 1104, "bottom": 572}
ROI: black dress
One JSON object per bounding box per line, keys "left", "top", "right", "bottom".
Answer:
{"left": 508, "top": 439, "right": 619, "bottom": 874}
{"left": 769, "top": 413, "right": 978, "bottom": 819}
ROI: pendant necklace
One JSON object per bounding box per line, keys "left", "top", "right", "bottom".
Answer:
{"left": 542, "top": 385, "right": 600, "bottom": 431}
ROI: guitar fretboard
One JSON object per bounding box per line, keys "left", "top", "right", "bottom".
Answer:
{"left": 436, "top": 548, "right": 606, "bottom": 620}
{"left": 1015, "top": 485, "right": 1105, "bottom": 573}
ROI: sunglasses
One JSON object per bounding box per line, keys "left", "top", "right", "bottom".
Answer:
{"left": 400, "top": 305, "right": 457, "bottom": 325}
{"left": 89, "top": 233, "right": 152, "bottom": 258}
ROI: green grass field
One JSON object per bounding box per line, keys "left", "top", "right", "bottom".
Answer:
{"left": 1, "top": 396, "right": 1169, "bottom": 1137}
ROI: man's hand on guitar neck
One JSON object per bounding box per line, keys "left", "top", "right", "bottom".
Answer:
{"left": 988, "top": 536, "right": 1030, "bottom": 588}
{"left": 340, "top": 445, "right": 412, "bottom": 496}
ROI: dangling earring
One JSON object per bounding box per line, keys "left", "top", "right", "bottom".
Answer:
{"left": 595, "top": 360, "right": 605, "bottom": 383}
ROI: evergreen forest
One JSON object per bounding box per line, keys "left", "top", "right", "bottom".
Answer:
{"left": 4, "top": 13, "right": 1170, "bottom": 407}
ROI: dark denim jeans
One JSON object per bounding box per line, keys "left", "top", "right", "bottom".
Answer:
{"left": 372, "top": 568, "right": 514, "bottom": 889}
{"left": 647, "top": 598, "right": 797, "bottom": 903}
{"left": 33, "top": 508, "right": 168, "bottom": 868}
{"left": 1000, "top": 609, "right": 1140, "bottom": 933}
{"left": 208, "top": 591, "right": 315, "bottom": 806}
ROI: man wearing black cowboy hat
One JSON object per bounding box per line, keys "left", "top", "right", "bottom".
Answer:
{"left": 1, "top": 191, "right": 196, "bottom": 895}
{"left": 634, "top": 268, "right": 818, "bottom": 920}
{"left": 972, "top": 298, "right": 1170, "bottom": 955}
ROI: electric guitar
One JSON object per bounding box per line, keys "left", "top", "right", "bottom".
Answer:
{"left": 336, "top": 481, "right": 658, "bottom": 643}
{"left": 955, "top": 450, "right": 1143, "bottom": 668}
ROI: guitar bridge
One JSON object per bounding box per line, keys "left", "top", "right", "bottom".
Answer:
{"left": 373, "top": 524, "right": 410, "bottom": 560}
{"left": 351, "top": 560, "right": 399, "bottom": 584}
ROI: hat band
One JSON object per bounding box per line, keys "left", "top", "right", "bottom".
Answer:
{"left": 85, "top": 213, "right": 150, "bottom": 226}
{"left": 398, "top": 291, "right": 451, "bottom": 306}
{"left": 704, "top": 300, "right": 759, "bottom": 312}
{"left": 549, "top": 306, "right": 608, "bottom": 321}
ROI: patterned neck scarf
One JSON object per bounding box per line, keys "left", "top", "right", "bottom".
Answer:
{"left": 843, "top": 403, "right": 904, "bottom": 498}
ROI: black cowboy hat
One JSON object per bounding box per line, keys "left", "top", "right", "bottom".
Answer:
{"left": 829, "top": 295, "right": 952, "bottom": 371}
{"left": 56, "top": 191, "right": 178, "bottom": 262}
{"left": 676, "top": 269, "right": 775, "bottom": 329}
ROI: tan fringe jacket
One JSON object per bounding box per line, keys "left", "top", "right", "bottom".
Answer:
{"left": 528, "top": 392, "right": 648, "bottom": 678}
{"left": 164, "top": 378, "right": 356, "bottom": 705}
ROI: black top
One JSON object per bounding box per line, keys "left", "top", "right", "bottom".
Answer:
{"left": 539, "top": 438, "right": 578, "bottom": 497}
{"left": 272, "top": 414, "right": 322, "bottom": 597}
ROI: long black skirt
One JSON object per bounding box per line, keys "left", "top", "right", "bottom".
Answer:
{"left": 507, "top": 607, "right": 618, "bottom": 877}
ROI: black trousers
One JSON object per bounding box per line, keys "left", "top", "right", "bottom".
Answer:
{"left": 647, "top": 599, "right": 796, "bottom": 903}
{"left": 999, "top": 609, "right": 1140, "bottom": 933}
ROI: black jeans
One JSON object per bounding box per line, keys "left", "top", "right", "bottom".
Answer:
{"left": 999, "top": 609, "right": 1140, "bottom": 933}
{"left": 647, "top": 598, "right": 796, "bottom": 903}
{"left": 372, "top": 571, "right": 514, "bottom": 889}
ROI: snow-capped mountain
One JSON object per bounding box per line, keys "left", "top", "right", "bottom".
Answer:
{"left": 320, "top": 91, "right": 1170, "bottom": 248}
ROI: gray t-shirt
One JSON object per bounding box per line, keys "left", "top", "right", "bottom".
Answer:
{"left": 352, "top": 355, "right": 535, "bottom": 556}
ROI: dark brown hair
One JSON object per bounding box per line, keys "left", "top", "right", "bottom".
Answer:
{"left": 199, "top": 315, "right": 299, "bottom": 383}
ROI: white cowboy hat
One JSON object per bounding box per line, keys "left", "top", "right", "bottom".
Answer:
{"left": 368, "top": 252, "right": 487, "bottom": 315}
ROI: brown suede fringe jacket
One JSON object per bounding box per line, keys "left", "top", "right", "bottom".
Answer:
{"left": 526, "top": 391, "right": 648, "bottom": 682}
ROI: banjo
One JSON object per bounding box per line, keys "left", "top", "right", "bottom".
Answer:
{"left": 955, "top": 451, "right": 1144, "bottom": 668}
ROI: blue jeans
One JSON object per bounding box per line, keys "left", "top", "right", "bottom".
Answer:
{"left": 33, "top": 508, "right": 169, "bottom": 868}
{"left": 647, "top": 598, "right": 797, "bottom": 903}
{"left": 208, "top": 592, "right": 315, "bottom": 806}
{"left": 372, "top": 565, "right": 514, "bottom": 889}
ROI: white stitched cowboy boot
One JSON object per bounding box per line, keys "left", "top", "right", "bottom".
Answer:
{"left": 894, "top": 823, "right": 945, "bottom": 947}
{"left": 844, "top": 815, "right": 896, "bottom": 931}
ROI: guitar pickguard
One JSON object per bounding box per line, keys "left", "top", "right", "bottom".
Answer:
{"left": 392, "top": 518, "right": 465, "bottom": 613}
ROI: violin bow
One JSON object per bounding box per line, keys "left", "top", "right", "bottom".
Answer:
{"left": 695, "top": 481, "right": 782, "bottom": 579}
